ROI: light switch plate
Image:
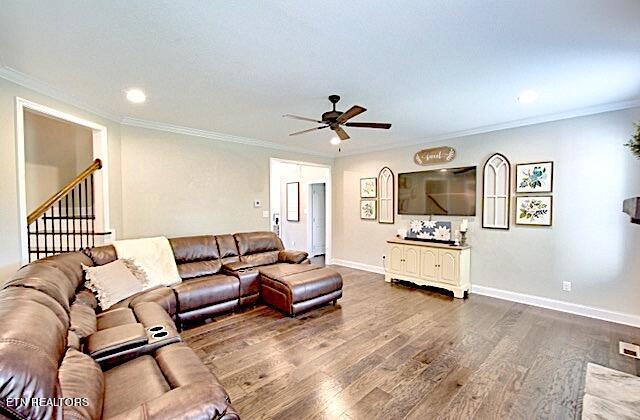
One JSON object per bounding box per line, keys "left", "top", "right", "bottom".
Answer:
{"left": 562, "top": 281, "right": 571, "bottom": 291}
{"left": 262, "top": 210, "right": 269, "bottom": 218}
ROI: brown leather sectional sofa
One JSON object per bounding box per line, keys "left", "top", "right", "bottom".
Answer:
{"left": 0, "top": 231, "right": 343, "bottom": 420}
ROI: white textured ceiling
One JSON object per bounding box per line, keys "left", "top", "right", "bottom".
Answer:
{"left": 1, "top": 0, "right": 639, "bottom": 156}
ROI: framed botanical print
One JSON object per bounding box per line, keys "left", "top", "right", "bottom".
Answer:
{"left": 515, "top": 195, "right": 552, "bottom": 226}
{"left": 516, "top": 161, "right": 553, "bottom": 193}
{"left": 360, "top": 199, "right": 377, "bottom": 220}
{"left": 360, "top": 177, "right": 377, "bottom": 198}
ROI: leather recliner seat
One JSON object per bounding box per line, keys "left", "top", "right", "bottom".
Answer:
{"left": 83, "top": 231, "right": 311, "bottom": 326}
{"left": 0, "top": 231, "right": 335, "bottom": 419}
{"left": 0, "top": 251, "right": 239, "bottom": 419}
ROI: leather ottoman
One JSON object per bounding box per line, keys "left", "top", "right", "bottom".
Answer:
{"left": 259, "top": 264, "right": 343, "bottom": 316}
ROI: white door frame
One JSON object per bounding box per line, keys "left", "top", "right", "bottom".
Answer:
{"left": 269, "top": 158, "right": 332, "bottom": 264}
{"left": 15, "top": 97, "right": 111, "bottom": 264}
{"left": 308, "top": 182, "right": 326, "bottom": 257}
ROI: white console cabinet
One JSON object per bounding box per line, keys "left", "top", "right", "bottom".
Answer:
{"left": 385, "top": 238, "right": 470, "bottom": 298}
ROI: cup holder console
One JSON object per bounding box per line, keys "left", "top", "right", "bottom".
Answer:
{"left": 147, "top": 325, "right": 171, "bottom": 341}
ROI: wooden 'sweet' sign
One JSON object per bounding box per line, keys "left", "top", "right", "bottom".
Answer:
{"left": 414, "top": 146, "right": 456, "bottom": 165}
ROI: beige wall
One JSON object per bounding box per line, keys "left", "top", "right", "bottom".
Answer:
{"left": 0, "top": 78, "right": 123, "bottom": 281}
{"left": 0, "top": 76, "right": 330, "bottom": 282}
{"left": 332, "top": 107, "right": 640, "bottom": 316}
{"left": 118, "top": 125, "right": 332, "bottom": 239}
{"left": 24, "top": 110, "right": 94, "bottom": 211}
{"left": 3, "top": 75, "right": 640, "bottom": 321}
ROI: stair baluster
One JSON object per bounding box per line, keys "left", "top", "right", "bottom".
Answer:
{"left": 26, "top": 159, "right": 110, "bottom": 262}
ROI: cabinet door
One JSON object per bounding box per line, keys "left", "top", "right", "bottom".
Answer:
{"left": 389, "top": 245, "right": 404, "bottom": 273}
{"left": 419, "top": 248, "right": 438, "bottom": 282}
{"left": 404, "top": 247, "right": 420, "bottom": 276}
{"left": 438, "top": 250, "right": 459, "bottom": 285}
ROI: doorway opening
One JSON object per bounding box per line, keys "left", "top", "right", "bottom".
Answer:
{"left": 24, "top": 109, "right": 94, "bottom": 215}
{"left": 15, "top": 98, "right": 111, "bottom": 263}
{"left": 269, "top": 158, "right": 332, "bottom": 264}
{"left": 309, "top": 183, "right": 326, "bottom": 258}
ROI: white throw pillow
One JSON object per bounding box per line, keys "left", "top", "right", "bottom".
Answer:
{"left": 82, "top": 259, "right": 149, "bottom": 310}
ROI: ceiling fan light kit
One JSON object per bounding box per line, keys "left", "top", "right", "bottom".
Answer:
{"left": 284, "top": 95, "right": 392, "bottom": 143}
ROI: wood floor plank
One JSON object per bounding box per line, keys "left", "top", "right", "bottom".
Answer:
{"left": 183, "top": 265, "right": 640, "bottom": 419}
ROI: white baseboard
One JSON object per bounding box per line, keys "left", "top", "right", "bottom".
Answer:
{"left": 330, "top": 258, "right": 385, "bottom": 275}
{"left": 471, "top": 285, "right": 640, "bottom": 328}
{"left": 330, "top": 258, "right": 640, "bottom": 328}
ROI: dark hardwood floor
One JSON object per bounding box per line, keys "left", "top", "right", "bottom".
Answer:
{"left": 183, "top": 265, "right": 640, "bottom": 419}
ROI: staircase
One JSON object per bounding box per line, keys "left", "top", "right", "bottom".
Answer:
{"left": 27, "top": 159, "right": 110, "bottom": 261}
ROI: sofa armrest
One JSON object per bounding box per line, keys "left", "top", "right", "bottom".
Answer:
{"left": 222, "top": 260, "right": 254, "bottom": 272}
{"left": 86, "top": 323, "right": 148, "bottom": 358}
{"left": 133, "top": 302, "right": 179, "bottom": 337}
{"left": 278, "top": 250, "right": 309, "bottom": 264}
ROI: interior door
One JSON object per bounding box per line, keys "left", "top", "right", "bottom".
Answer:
{"left": 311, "top": 183, "right": 326, "bottom": 256}
{"left": 404, "top": 247, "right": 419, "bottom": 276}
{"left": 438, "top": 250, "right": 459, "bottom": 285}
{"left": 419, "top": 248, "right": 438, "bottom": 282}
{"left": 389, "top": 245, "right": 404, "bottom": 273}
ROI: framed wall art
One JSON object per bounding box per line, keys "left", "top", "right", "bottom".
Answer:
{"left": 378, "top": 167, "right": 394, "bottom": 224}
{"left": 482, "top": 153, "right": 511, "bottom": 229}
{"left": 516, "top": 161, "right": 553, "bottom": 193}
{"left": 360, "top": 177, "right": 377, "bottom": 198}
{"left": 286, "top": 182, "right": 300, "bottom": 222}
{"left": 515, "top": 195, "right": 552, "bottom": 226}
{"left": 360, "top": 199, "right": 377, "bottom": 220}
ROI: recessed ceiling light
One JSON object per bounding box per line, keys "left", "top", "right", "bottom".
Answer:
{"left": 440, "top": 169, "right": 448, "bottom": 172}
{"left": 126, "top": 88, "right": 146, "bottom": 104}
{"left": 517, "top": 89, "right": 539, "bottom": 104}
{"left": 330, "top": 136, "right": 341, "bottom": 145}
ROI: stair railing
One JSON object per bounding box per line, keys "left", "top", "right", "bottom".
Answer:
{"left": 27, "top": 158, "right": 110, "bottom": 261}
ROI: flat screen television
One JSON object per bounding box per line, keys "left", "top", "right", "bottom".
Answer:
{"left": 398, "top": 166, "right": 477, "bottom": 216}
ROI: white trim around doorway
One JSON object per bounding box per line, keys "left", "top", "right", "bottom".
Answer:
{"left": 15, "top": 97, "right": 111, "bottom": 264}
{"left": 269, "top": 158, "right": 332, "bottom": 264}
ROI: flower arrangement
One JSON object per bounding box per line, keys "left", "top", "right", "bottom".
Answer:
{"left": 408, "top": 220, "right": 452, "bottom": 241}
{"left": 625, "top": 122, "right": 640, "bottom": 159}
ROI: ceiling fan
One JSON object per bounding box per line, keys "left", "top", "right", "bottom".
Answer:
{"left": 283, "top": 95, "right": 392, "bottom": 141}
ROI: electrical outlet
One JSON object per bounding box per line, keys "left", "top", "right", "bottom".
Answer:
{"left": 562, "top": 281, "right": 571, "bottom": 291}
{"left": 262, "top": 210, "right": 269, "bottom": 218}
{"left": 619, "top": 341, "right": 640, "bottom": 359}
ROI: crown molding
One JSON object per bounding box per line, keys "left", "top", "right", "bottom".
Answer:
{"left": 0, "top": 66, "right": 122, "bottom": 122}
{"left": 0, "top": 65, "right": 334, "bottom": 157}
{"left": 337, "top": 97, "right": 640, "bottom": 157}
{"left": 121, "top": 117, "right": 335, "bottom": 157}
{"left": 2, "top": 65, "right": 638, "bottom": 159}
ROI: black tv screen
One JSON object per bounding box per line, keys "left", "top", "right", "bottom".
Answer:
{"left": 398, "top": 166, "right": 477, "bottom": 216}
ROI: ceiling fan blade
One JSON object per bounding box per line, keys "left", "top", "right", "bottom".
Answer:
{"left": 334, "top": 126, "right": 350, "bottom": 140}
{"left": 344, "top": 122, "right": 392, "bottom": 129}
{"left": 283, "top": 114, "right": 323, "bottom": 123}
{"left": 336, "top": 105, "right": 367, "bottom": 123}
{"left": 289, "top": 126, "right": 328, "bottom": 136}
